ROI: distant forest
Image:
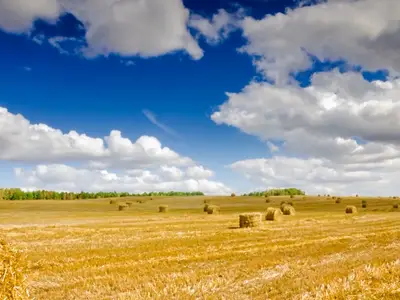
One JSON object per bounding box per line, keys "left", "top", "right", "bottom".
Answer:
{"left": 243, "top": 188, "right": 305, "bottom": 197}
{"left": 0, "top": 189, "right": 204, "bottom": 200}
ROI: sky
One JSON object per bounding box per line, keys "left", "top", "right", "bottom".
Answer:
{"left": 0, "top": 0, "right": 399, "bottom": 196}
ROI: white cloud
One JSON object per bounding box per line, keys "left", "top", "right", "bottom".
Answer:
{"left": 0, "top": 107, "right": 191, "bottom": 168}
{"left": 189, "top": 9, "right": 243, "bottom": 45}
{"left": 15, "top": 164, "right": 232, "bottom": 195}
{"left": 0, "top": 0, "right": 203, "bottom": 60}
{"left": 142, "top": 109, "right": 179, "bottom": 138}
{"left": 230, "top": 157, "right": 396, "bottom": 196}
{"left": 0, "top": 0, "right": 61, "bottom": 33}
{"left": 47, "top": 36, "right": 84, "bottom": 55}
{"left": 241, "top": 0, "right": 400, "bottom": 83}
{"left": 214, "top": 71, "right": 400, "bottom": 195}
{"left": 1, "top": 106, "right": 232, "bottom": 194}
{"left": 212, "top": 71, "right": 400, "bottom": 152}
{"left": 186, "top": 165, "right": 214, "bottom": 179}
{"left": 213, "top": 0, "right": 400, "bottom": 195}
{"left": 65, "top": 0, "right": 203, "bottom": 59}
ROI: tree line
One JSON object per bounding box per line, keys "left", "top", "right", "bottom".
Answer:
{"left": 243, "top": 188, "right": 305, "bottom": 197}
{"left": 0, "top": 189, "right": 204, "bottom": 200}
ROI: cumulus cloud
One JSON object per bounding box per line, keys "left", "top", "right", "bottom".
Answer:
{"left": 0, "top": 0, "right": 203, "bottom": 60}
{"left": 212, "top": 71, "right": 400, "bottom": 148}
{"left": 214, "top": 71, "right": 400, "bottom": 195}
{"left": 186, "top": 165, "right": 214, "bottom": 180}
{"left": 189, "top": 9, "right": 243, "bottom": 45}
{"left": 15, "top": 164, "right": 232, "bottom": 195}
{"left": 1, "top": 106, "right": 231, "bottom": 194}
{"left": 0, "top": 0, "right": 61, "bottom": 33}
{"left": 212, "top": 0, "right": 400, "bottom": 195}
{"left": 230, "top": 157, "right": 396, "bottom": 196}
{"left": 64, "top": 0, "right": 203, "bottom": 59}
{"left": 241, "top": 0, "right": 400, "bottom": 83}
{"left": 0, "top": 107, "right": 192, "bottom": 168}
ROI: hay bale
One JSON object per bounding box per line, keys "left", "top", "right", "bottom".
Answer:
{"left": 281, "top": 204, "right": 296, "bottom": 216}
{"left": 203, "top": 203, "right": 210, "bottom": 212}
{"left": 0, "top": 239, "right": 30, "bottom": 299}
{"left": 231, "top": 193, "right": 236, "bottom": 197}
{"left": 265, "top": 207, "right": 282, "bottom": 221}
{"left": 159, "top": 205, "right": 168, "bottom": 213}
{"left": 265, "top": 198, "right": 271, "bottom": 203}
{"left": 203, "top": 199, "right": 210, "bottom": 204}
{"left": 361, "top": 200, "right": 367, "bottom": 208}
{"left": 207, "top": 205, "right": 220, "bottom": 214}
{"left": 118, "top": 203, "right": 128, "bottom": 211}
{"left": 345, "top": 205, "right": 357, "bottom": 214}
{"left": 393, "top": 203, "right": 399, "bottom": 209}
{"left": 110, "top": 199, "right": 117, "bottom": 204}
{"left": 239, "top": 213, "right": 262, "bottom": 228}
{"left": 280, "top": 201, "right": 288, "bottom": 207}
{"left": 335, "top": 198, "right": 341, "bottom": 204}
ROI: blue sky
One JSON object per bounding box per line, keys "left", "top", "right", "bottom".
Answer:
{"left": 0, "top": 0, "right": 399, "bottom": 195}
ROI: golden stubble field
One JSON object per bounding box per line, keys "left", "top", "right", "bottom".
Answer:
{"left": 1, "top": 195, "right": 400, "bottom": 300}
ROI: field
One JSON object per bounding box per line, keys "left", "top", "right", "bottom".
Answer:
{"left": 1, "top": 196, "right": 400, "bottom": 299}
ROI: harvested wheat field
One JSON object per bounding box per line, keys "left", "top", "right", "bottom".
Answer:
{"left": 1, "top": 195, "right": 400, "bottom": 299}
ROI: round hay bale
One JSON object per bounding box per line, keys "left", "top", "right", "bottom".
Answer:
{"left": 110, "top": 200, "right": 117, "bottom": 204}
{"left": 290, "top": 195, "right": 294, "bottom": 199}
{"left": 118, "top": 204, "right": 128, "bottom": 211}
{"left": 231, "top": 193, "right": 236, "bottom": 197}
{"left": 159, "top": 205, "right": 168, "bottom": 213}
{"left": 345, "top": 205, "right": 357, "bottom": 214}
{"left": 265, "top": 207, "right": 282, "bottom": 221}
{"left": 281, "top": 204, "right": 296, "bottom": 216}
{"left": 265, "top": 198, "right": 271, "bottom": 203}
{"left": 204, "top": 199, "right": 210, "bottom": 204}
{"left": 335, "top": 198, "right": 341, "bottom": 204}
{"left": 361, "top": 200, "right": 367, "bottom": 208}
{"left": 393, "top": 203, "right": 399, "bottom": 209}
{"left": 203, "top": 203, "right": 210, "bottom": 212}
{"left": 207, "top": 205, "right": 220, "bottom": 214}
{"left": 239, "top": 213, "right": 262, "bottom": 228}
{"left": 0, "top": 239, "right": 30, "bottom": 299}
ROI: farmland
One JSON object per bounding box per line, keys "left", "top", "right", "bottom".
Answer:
{"left": 1, "top": 195, "right": 400, "bottom": 299}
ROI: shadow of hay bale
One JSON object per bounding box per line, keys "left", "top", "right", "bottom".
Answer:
{"left": 118, "top": 203, "right": 128, "bottom": 211}
{"left": 159, "top": 205, "right": 169, "bottom": 213}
